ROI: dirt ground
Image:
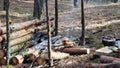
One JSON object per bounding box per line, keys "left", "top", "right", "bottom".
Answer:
{"left": 0, "top": 0, "right": 120, "bottom": 68}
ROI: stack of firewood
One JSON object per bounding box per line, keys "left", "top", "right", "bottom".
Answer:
{"left": 0, "top": 17, "right": 55, "bottom": 66}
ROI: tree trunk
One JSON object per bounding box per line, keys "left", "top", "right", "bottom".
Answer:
{"left": 55, "top": 0, "right": 58, "bottom": 36}
{"left": 81, "top": 0, "right": 85, "bottom": 46}
{"left": 33, "top": 0, "right": 44, "bottom": 18}
{"left": 3, "top": 0, "right": 7, "bottom": 10}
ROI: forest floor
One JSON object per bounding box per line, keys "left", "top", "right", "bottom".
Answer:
{"left": 0, "top": 0, "right": 120, "bottom": 68}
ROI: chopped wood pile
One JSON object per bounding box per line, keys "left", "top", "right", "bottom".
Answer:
{"left": 0, "top": 17, "right": 95, "bottom": 67}
{"left": 0, "top": 18, "right": 120, "bottom": 68}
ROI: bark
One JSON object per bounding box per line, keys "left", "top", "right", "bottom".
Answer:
{"left": 55, "top": 0, "right": 58, "bottom": 36}
{"left": 54, "top": 46, "right": 90, "bottom": 55}
{"left": 33, "top": 0, "right": 44, "bottom": 18}
{"left": 9, "top": 34, "right": 32, "bottom": 47}
{"left": 0, "top": 17, "right": 54, "bottom": 35}
{"left": 81, "top": 0, "right": 85, "bottom": 46}
{"left": 10, "top": 44, "right": 24, "bottom": 54}
{"left": 100, "top": 55, "right": 120, "bottom": 63}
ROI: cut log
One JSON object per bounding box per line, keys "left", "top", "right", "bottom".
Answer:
{"left": 9, "top": 28, "right": 54, "bottom": 47}
{"left": 0, "top": 29, "right": 33, "bottom": 43}
{"left": 9, "top": 34, "right": 32, "bottom": 47}
{"left": 41, "top": 50, "right": 69, "bottom": 60}
{"left": 54, "top": 46, "right": 90, "bottom": 55}
{"left": 10, "top": 38, "right": 41, "bottom": 54}
{"left": 100, "top": 55, "right": 120, "bottom": 63}
{"left": 0, "top": 17, "right": 54, "bottom": 34}
{"left": 23, "top": 53, "right": 36, "bottom": 63}
{"left": 10, "top": 43, "right": 27, "bottom": 54}
{"left": 0, "top": 48, "right": 6, "bottom": 59}
{"left": 10, "top": 55, "right": 24, "bottom": 65}
{"left": 10, "top": 36, "right": 62, "bottom": 65}
{"left": 10, "top": 49, "right": 40, "bottom": 65}
{"left": 0, "top": 23, "right": 48, "bottom": 43}
{"left": 0, "top": 58, "right": 6, "bottom": 65}
{"left": 33, "top": 56, "right": 46, "bottom": 66}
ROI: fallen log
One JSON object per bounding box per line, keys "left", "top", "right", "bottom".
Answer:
{"left": 100, "top": 55, "right": 120, "bottom": 63}
{"left": 0, "top": 23, "right": 49, "bottom": 43}
{"left": 0, "top": 17, "right": 54, "bottom": 34}
{"left": 54, "top": 46, "right": 90, "bottom": 55}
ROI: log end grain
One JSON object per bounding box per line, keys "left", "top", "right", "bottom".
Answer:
{"left": 0, "top": 58, "right": 6, "bottom": 65}
{"left": 10, "top": 55, "right": 24, "bottom": 65}
{"left": 23, "top": 53, "right": 36, "bottom": 63}
{"left": 33, "top": 56, "right": 46, "bottom": 66}
{"left": 0, "top": 48, "right": 5, "bottom": 58}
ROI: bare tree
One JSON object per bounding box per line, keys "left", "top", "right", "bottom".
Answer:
{"left": 81, "top": 0, "right": 85, "bottom": 46}
{"left": 33, "top": 0, "right": 44, "bottom": 19}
